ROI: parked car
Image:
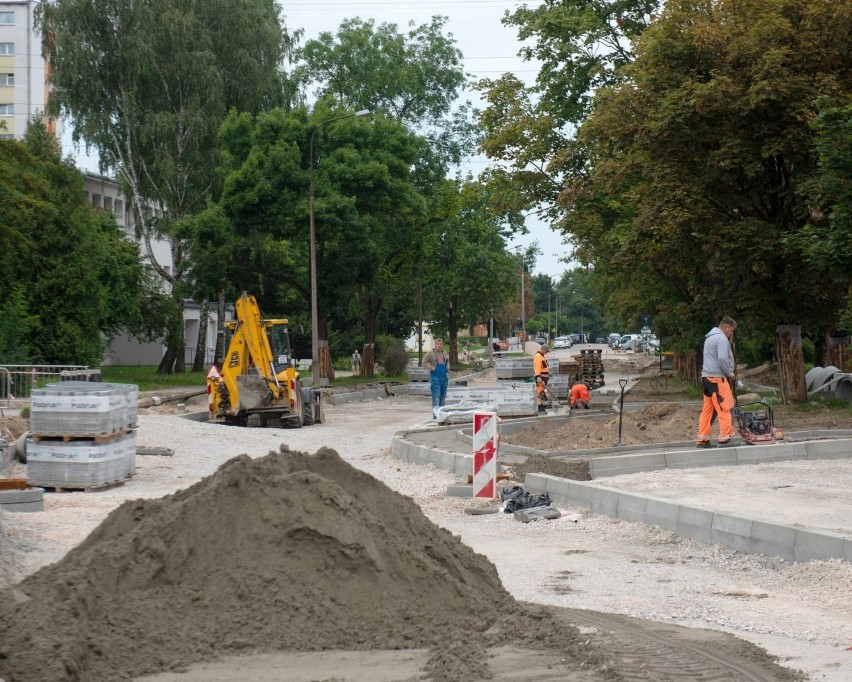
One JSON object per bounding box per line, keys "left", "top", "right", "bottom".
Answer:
{"left": 534, "top": 336, "right": 547, "bottom": 346}
{"left": 607, "top": 333, "right": 621, "bottom": 348}
{"left": 553, "top": 335, "right": 572, "bottom": 349}
{"left": 595, "top": 337, "right": 605, "bottom": 344}
{"left": 617, "top": 333, "right": 644, "bottom": 351}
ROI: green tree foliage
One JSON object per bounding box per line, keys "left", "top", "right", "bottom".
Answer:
{"left": 474, "top": 0, "right": 660, "bottom": 221}
{"left": 573, "top": 0, "right": 851, "bottom": 349}
{"left": 0, "top": 125, "right": 153, "bottom": 365}
{"left": 201, "top": 105, "right": 429, "bottom": 376}
{"left": 422, "top": 180, "right": 518, "bottom": 361}
{"left": 297, "top": 16, "right": 474, "bottom": 165}
{"left": 37, "top": 0, "right": 294, "bottom": 372}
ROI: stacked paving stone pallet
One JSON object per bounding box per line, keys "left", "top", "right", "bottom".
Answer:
{"left": 495, "top": 357, "right": 534, "bottom": 386}
{"left": 445, "top": 385, "right": 536, "bottom": 417}
{"left": 26, "top": 382, "right": 138, "bottom": 489}
{"left": 405, "top": 367, "right": 432, "bottom": 396}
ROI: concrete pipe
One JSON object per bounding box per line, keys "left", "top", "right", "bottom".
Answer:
{"left": 805, "top": 365, "right": 840, "bottom": 395}
{"left": 836, "top": 375, "right": 852, "bottom": 402}
{"left": 15, "top": 431, "right": 29, "bottom": 464}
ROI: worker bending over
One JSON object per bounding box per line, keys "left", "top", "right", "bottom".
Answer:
{"left": 570, "top": 381, "right": 591, "bottom": 409}
{"left": 534, "top": 345, "right": 550, "bottom": 413}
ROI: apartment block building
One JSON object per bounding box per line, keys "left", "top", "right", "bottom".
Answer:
{"left": 0, "top": 1, "right": 58, "bottom": 141}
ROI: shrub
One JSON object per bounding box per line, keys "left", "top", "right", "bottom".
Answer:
{"left": 382, "top": 342, "right": 410, "bottom": 376}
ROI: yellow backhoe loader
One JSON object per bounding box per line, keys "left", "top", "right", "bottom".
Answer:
{"left": 207, "top": 293, "right": 320, "bottom": 427}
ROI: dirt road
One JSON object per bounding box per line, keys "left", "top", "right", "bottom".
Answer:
{"left": 1, "top": 382, "right": 849, "bottom": 680}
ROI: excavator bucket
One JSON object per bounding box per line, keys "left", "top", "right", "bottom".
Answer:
{"left": 236, "top": 375, "right": 272, "bottom": 411}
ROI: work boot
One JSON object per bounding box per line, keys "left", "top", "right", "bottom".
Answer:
{"left": 695, "top": 440, "right": 714, "bottom": 449}
{"left": 538, "top": 405, "right": 547, "bottom": 414}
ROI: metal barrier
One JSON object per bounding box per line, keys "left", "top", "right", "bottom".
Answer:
{"left": 0, "top": 365, "right": 89, "bottom": 406}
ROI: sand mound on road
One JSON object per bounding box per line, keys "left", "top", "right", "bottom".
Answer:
{"left": 0, "top": 446, "right": 596, "bottom": 682}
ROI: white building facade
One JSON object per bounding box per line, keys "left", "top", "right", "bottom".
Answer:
{"left": 82, "top": 173, "right": 226, "bottom": 367}
{"left": 0, "top": 1, "right": 58, "bottom": 141}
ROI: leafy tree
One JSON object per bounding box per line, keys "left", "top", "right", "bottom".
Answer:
{"left": 37, "top": 0, "right": 295, "bottom": 372}
{"left": 203, "top": 105, "right": 429, "bottom": 377}
{"left": 474, "top": 0, "right": 660, "bottom": 222}
{"left": 0, "top": 123, "right": 154, "bottom": 365}
{"left": 572, "top": 0, "right": 851, "bottom": 395}
{"left": 422, "top": 180, "right": 518, "bottom": 362}
{"left": 297, "top": 16, "right": 474, "bottom": 165}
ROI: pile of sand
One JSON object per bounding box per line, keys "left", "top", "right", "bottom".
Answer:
{"left": 0, "top": 446, "right": 600, "bottom": 682}
{"left": 504, "top": 403, "right": 698, "bottom": 451}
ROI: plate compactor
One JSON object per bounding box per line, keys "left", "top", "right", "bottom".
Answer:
{"left": 732, "top": 391, "right": 784, "bottom": 445}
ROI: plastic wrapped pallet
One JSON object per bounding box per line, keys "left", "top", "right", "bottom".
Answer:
{"left": 494, "top": 357, "right": 534, "bottom": 380}
{"left": 31, "top": 382, "right": 138, "bottom": 437}
{"left": 25, "top": 431, "right": 136, "bottom": 489}
{"left": 446, "top": 385, "right": 536, "bottom": 417}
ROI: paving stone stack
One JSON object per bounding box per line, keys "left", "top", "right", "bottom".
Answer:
{"left": 405, "top": 366, "right": 432, "bottom": 396}
{"left": 26, "top": 382, "right": 138, "bottom": 489}
{"left": 573, "top": 349, "right": 605, "bottom": 388}
{"left": 495, "top": 357, "right": 534, "bottom": 387}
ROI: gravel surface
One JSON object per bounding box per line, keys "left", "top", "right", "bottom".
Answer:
{"left": 2, "top": 394, "right": 850, "bottom": 681}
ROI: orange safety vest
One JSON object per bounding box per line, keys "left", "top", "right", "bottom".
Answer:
{"left": 534, "top": 351, "right": 549, "bottom": 377}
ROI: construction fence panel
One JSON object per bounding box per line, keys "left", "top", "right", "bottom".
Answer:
{"left": 0, "top": 365, "right": 89, "bottom": 406}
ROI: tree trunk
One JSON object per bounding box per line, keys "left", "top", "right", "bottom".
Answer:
{"left": 448, "top": 298, "right": 459, "bottom": 365}
{"left": 827, "top": 335, "right": 851, "bottom": 372}
{"left": 360, "top": 292, "right": 381, "bottom": 377}
{"left": 776, "top": 324, "right": 806, "bottom": 404}
{"left": 317, "top": 313, "right": 335, "bottom": 383}
{"left": 674, "top": 348, "right": 700, "bottom": 384}
{"left": 213, "top": 289, "right": 226, "bottom": 368}
{"left": 192, "top": 299, "right": 209, "bottom": 373}
{"left": 362, "top": 313, "right": 377, "bottom": 377}
{"left": 157, "top": 296, "right": 185, "bottom": 374}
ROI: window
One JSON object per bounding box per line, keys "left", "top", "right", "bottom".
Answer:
{"left": 91, "top": 193, "right": 102, "bottom": 208}
{"left": 0, "top": 44, "right": 13, "bottom": 56}
{"left": 114, "top": 199, "right": 124, "bottom": 217}
{"left": 0, "top": 104, "right": 13, "bottom": 115}
{"left": 0, "top": 13, "right": 14, "bottom": 25}
{"left": 0, "top": 133, "right": 13, "bottom": 140}
{"left": 104, "top": 196, "right": 113, "bottom": 211}
{"left": 0, "top": 74, "right": 13, "bottom": 86}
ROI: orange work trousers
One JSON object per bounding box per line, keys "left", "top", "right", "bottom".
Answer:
{"left": 535, "top": 375, "right": 548, "bottom": 402}
{"left": 697, "top": 376, "right": 734, "bottom": 442}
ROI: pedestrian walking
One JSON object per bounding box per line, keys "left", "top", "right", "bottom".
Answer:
{"left": 424, "top": 338, "right": 449, "bottom": 420}
{"left": 696, "top": 317, "right": 737, "bottom": 448}
{"left": 351, "top": 349, "right": 361, "bottom": 376}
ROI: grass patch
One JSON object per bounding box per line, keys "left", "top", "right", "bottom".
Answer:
{"left": 101, "top": 366, "right": 206, "bottom": 391}
{"left": 788, "top": 396, "right": 852, "bottom": 413}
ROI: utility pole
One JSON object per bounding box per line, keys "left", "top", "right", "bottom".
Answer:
{"left": 417, "top": 279, "right": 423, "bottom": 366}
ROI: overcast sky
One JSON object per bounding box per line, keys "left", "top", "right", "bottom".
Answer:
{"left": 285, "top": 0, "right": 570, "bottom": 279}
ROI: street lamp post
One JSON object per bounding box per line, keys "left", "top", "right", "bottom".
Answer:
{"left": 308, "top": 109, "right": 370, "bottom": 413}
{"left": 513, "top": 247, "right": 526, "bottom": 346}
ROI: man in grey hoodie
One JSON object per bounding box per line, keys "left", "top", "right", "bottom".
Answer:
{"left": 696, "top": 317, "right": 737, "bottom": 448}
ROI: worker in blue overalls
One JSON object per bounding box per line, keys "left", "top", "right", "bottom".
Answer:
{"left": 425, "top": 337, "right": 449, "bottom": 420}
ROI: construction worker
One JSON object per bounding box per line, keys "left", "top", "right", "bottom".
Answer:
{"left": 534, "top": 345, "right": 549, "bottom": 413}
{"left": 425, "top": 338, "right": 449, "bottom": 420}
{"left": 696, "top": 316, "right": 737, "bottom": 448}
{"left": 570, "top": 381, "right": 591, "bottom": 409}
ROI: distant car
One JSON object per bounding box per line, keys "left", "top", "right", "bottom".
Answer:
{"left": 595, "top": 337, "right": 605, "bottom": 344}
{"left": 553, "top": 336, "right": 572, "bottom": 349}
{"left": 569, "top": 332, "right": 581, "bottom": 344}
{"left": 534, "top": 336, "right": 547, "bottom": 346}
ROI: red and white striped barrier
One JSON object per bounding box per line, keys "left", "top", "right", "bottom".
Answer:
{"left": 472, "top": 411, "right": 498, "bottom": 498}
